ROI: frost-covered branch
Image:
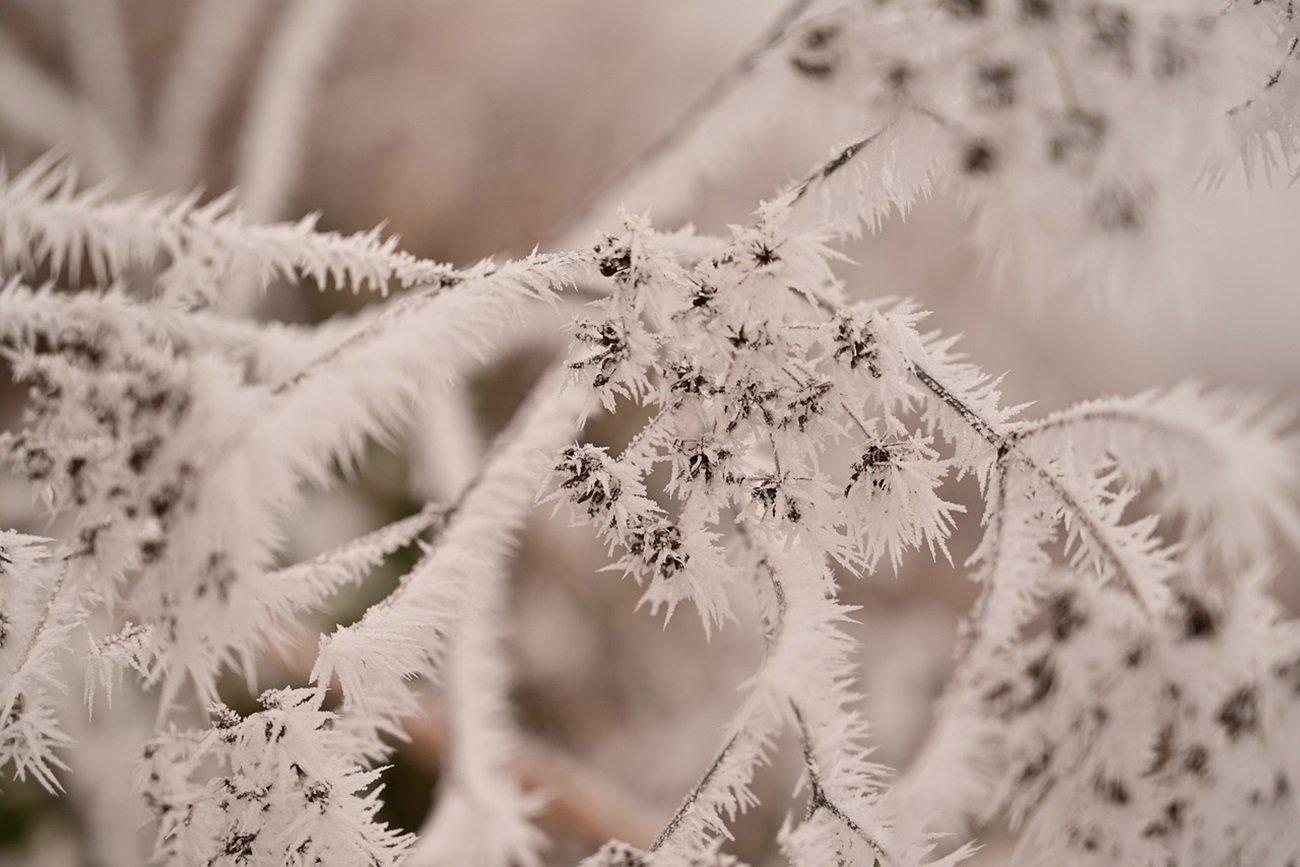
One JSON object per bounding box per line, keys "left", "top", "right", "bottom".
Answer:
{"left": 0, "top": 532, "right": 74, "bottom": 793}
{"left": 2, "top": 4, "right": 1300, "bottom": 863}
{"left": 313, "top": 366, "right": 587, "bottom": 717}
{"left": 0, "top": 155, "right": 461, "bottom": 296}
{"left": 139, "top": 687, "right": 411, "bottom": 867}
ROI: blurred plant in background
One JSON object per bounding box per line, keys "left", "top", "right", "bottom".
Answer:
{"left": 1, "top": 1, "right": 1300, "bottom": 865}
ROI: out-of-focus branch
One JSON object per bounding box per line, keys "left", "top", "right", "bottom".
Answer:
{"left": 59, "top": 0, "right": 138, "bottom": 178}
{"left": 549, "top": 0, "right": 820, "bottom": 247}
{"left": 403, "top": 707, "right": 659, "bottom": 850}
{"left": 271, "top": 636, "right": 659, "bottom": 849}
{"left": 237, "top": 0, "right": 357, "bottom": 224}
{"left": 0, "top": 32, "right": 77, "bottom": 147}
{"left": 0, "top": 31, "right": 122, "bottom": 180}
{"left": 148, "top": 0, "right": 264, "bottom": 191}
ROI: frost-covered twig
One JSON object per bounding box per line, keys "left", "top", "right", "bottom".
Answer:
{"left": 0, "top": 154, "right": 461, "bottom": 296}
{"left": 911, "top": 361, "right": 1164, "bottom": 615}
{"left": 3, "top": 5, "right": 1300, "bottom": 863}
{"left": 0, "top": 532, "right": 75, "bottom": 793}
{"left": 313, "top": 365, "right": 587, "bottom": 717}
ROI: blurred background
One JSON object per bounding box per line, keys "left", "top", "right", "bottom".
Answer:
{"left": 0, "top": 1, "right": 1298, "bottom": 864}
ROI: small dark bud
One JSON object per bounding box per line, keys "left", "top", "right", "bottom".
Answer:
{"left": 1020, "top": 0, "right": 1056, "bottom": 21}
{"left": 974, "top": 62, "right": 1017, "bottom": 109}
{"left": 1018, "top": 746, "right": 1054, "bottom": 783}
{"left": 1124, "top": 641, "right": 1147, "bottom": 668}
{"left": 831, "top": 315, "right": 881, "bottom": 375}
{"left": 598, "top": 250, "right": 631, "bottom": 278}
{"left": 1048, "top": 108, "right": 1108, "bottom": 165}
{"left": 1023, "top": 655, "right": 1056, "bottom": 708}
{"left": 128, "top": 437, "right": 162, "bottom": 475}
{"left": 847, "top": 443, "right": 893, "bottom": 496}
{"left": 139, "top": 537, "right": 167, "bottom": 565}
{"left": 1048, "top": 590, "right": 1087, "bottom": 642}
{"left": 886, "top": 62, "right": 913, "bottom": 95}
{"left": 1175, "top": 592, "right": 1217, "bottom": 640}
{"left": 1095, "top": 775, "right": 1130, "bottom": 805}
{"left": 1217, "top": 686, "right": 1260, "bottom": 740}
{"left": 791, "top": 25, "right": 840, "bottom": 78}
{"left": 751, "top": 242, "right": 780, "bottom": 267}
{"left": 943, "top": 0, "right": 986, "bottom": 18}
{"left": 962, "top": 140, "right": 998, "bottom": 174}
{"left": 1088, "top": 4, "right": 1134, "bottom": 68}
{"left": 1092, "top": 187, "right": 1144, "bottom": 233}
{"left": 24, "top": 447, "right": 54, "bottom": 481}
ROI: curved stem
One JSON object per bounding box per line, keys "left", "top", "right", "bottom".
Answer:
{"left": 1014, "top": 403, "right": 1217, "bottom": 451}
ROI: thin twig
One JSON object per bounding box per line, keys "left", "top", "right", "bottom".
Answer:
{"left": 649, "top": 534, "right": 897, "bottom": 861}
{"left": 787, "top": 122, "right": 896, "bottom": 205}
{"left": 1, "top": 558, "right": 72, "bottom": 717}
{"left": 1227, "top": 36, "right": 1300, "bottom": 117}
{"left": 909, "top": 365, "right": 1006, "bottom": 446}
{"left": 647, "top": 535, "right": 789, "bottom": 853}
{"left": 912, "top": 362, "right": 1152, "bottom": 616}
{"left": 784, "top": 285, "right": 1153, "bottom": 614}
{"left": 952, "top": 454, "right": 1012, "bottom": 662}
{"left": 1015, "top": 402, "right": 1224, "bottom": 450}
{"left": 788, "top": 701, "right": 894, "bottom": 866}
{"left": 648, "top": 729, "right": 746, "bottom": 852}
{"left": 647, "top": 546, "right": 779, "bottom": 853}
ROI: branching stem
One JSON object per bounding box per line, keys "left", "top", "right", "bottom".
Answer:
{"left": 789, "top": 700, "right": 894, "bottom": 866}
{"left": 912, "top": 362, "right": 1152, "bottom": 616}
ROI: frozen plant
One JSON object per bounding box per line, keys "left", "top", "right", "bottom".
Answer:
{"left": 1, "top": 0, "right": 1300, "bottom": 865}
